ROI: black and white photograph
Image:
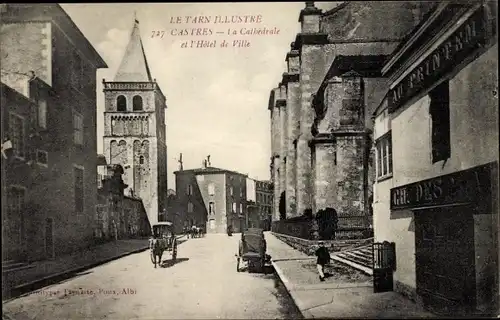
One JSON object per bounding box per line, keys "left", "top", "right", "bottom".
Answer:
{"left": 1, "top": 1, "right": 499, "bottom": 319}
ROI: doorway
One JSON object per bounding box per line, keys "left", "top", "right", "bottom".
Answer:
{"left": 45, "top": 218, "right": 54, "bottom": 259}
{"left": 414, "top": 206, "right": 476, "bottom": 314}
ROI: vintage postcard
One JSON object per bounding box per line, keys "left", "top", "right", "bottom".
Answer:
{"left": 1, "top": 2, "right": 498, "bottom": 319}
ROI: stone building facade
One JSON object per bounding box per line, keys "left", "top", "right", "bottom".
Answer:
{"left": 1, "top": 4, "right": 107, "bottom": 261}
{"left": 175, "top": 162, "right": 248, "bottom": 234}
{"left": 102, "top": 19, "right": 168, "bottom": 225}
{"left": 372, "top": 2, "right": 498, "bottom": 316}
{"left": 95, "top": 164, "right": 150, "bottom": 241}
{"left": 246, "top": 178, "right": 273, "bottom": 229}
{"left": 269, "top": 1, "right": 435, "bottom": 233}
{"left": 256, "top": 180, "right": 273, "bottom": 228}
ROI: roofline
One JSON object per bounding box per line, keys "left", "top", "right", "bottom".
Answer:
{"left": 381, "top": 2, "right": 448, "bottom": 75}
{"left": 321, "top": 2, "right": 349, "bottom": 18}
{"left": 371, "top": 92, "right": 389, "bottom": 118}
{"left": 55, "top": 4, "right": 107, "bottom": 68}
{"left": 174, "top": 168, "right": 249, "bottom": 177}
{"left": 1, "top": 81, "right": 35, "bottom": 104}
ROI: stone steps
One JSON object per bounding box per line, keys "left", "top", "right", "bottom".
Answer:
{"left": 336, "top": 244, "right": 373, "bottom": 270}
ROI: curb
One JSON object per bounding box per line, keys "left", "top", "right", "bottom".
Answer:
{"left": 271, "top": 260, "right": 313, "bottom": 319}
{"left": 5, "top": 235, "right": 189, "bottom": 300}
{"left": 3, "top": 245, "right": 150, "bottom": 302}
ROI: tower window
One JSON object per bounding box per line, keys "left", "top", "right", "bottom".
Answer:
{"left": 117, "top": 95, "right": 126, "bottom": 111}
{"left": 133, "top": 95, "right": 143, "bottom": 111}
{"left": 139, "top": 155, "right": 144, "bottom": 164}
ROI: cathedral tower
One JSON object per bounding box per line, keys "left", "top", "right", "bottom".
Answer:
{"left": 102, "top": 18, "right": 168, "bottom": 225}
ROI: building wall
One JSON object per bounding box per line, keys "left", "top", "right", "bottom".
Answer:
{"left": 96, "top": 189, "right": 150, "bottom": 241}
{"left": 0, "top": 21, "right": 52, "bottom": 88}
{"left": 1, "top": 15, "right": 102, "bottom": 260}
{"left": 378, "top": 32, "right": 498, "bottom": 312}
{"left": 256, "top": 180, "right": 273, "bottom": 225}
{"left": 103, "top": 85, "right": 166, "bottom": 225}
{"left": 175, "top": 171, "right": 207, "bottom": 229}
{"left": 320, "top": 2, "right": 435, "bottom": 42}
{"left": 296, "top": 43, "right": 332, "bottom": 215}
{"left": 225, "top": 173, "right": 247, "bottom": 233}
{"left": 391, "top": 43, "right": 498, "bottom": 192}
{"left": 196, "top": 173, "right": 226, "bottom": 234}
{"left": 273, "top": 2, "right": 430, "bottom": 222}
{"left": 175, "top": 170, "right": 247, "bottom": 234}
{"left": 270, "top": 87, "right": 282, "bottom": 220}
{"left": 285, "top": 75, "right": 300, "bottom": 216}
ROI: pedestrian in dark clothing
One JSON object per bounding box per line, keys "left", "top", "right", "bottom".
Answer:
{"left": 315, "top": 241, "right": 330, "bottom": 281}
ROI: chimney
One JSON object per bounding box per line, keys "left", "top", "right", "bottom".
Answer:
{"left": 203, "top": 160, "right": 207, "bottom": 169}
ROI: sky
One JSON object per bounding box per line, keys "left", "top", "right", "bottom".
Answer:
{"left": 61, "top": 2, "right": 339, "bottom": 189}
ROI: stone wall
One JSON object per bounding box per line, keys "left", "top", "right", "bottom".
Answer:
{"left": 272, "top": 232, "right": 373, "bottom": 256}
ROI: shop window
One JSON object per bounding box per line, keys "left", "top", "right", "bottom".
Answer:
{"left": 429, "top": 81, "right": 451, "bottom": 163}
{"left": 376, "top": 131, "right": 392, "bottom": 180}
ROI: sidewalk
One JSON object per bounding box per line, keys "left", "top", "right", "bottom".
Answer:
{"left": 265, "top": 232, "right": 436, "bottom": 319}
{"left": 2, "top": 235, "right": 186, "bottom": 301}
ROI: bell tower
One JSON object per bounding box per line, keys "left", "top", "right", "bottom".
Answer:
{"left": 102, "top": 17, "right": 168, "bottom": 225}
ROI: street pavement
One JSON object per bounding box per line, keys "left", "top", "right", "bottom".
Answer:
{"left": 266, "top": 232, "right": 436, "bottom": 319}
{"left": 2, "top": 233, "right": 302, "bottom": 320}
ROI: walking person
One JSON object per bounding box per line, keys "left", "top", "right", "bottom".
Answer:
{"left": 315, "top": 241, "right": 330, "bottom": 281}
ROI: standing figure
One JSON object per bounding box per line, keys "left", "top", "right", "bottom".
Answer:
{"left": 315, "top": 241, "right": 331, "bottom": 281}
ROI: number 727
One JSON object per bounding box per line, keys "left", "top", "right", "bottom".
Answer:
{"left": 151, "top": 31, "right": 165, "bottom": 38}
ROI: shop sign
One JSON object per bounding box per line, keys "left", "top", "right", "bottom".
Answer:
{"left": 388, "top": 7, "right": 487, "bottom": 113}
{"left": 390, "top": 162, "right": 495, "bottom": 210}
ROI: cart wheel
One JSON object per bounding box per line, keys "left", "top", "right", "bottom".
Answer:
{"left": 172, "top": 241, "right": 177, "bottom": 261}
{"left": 236, "top": 257, "right": 241, "bottom": 272}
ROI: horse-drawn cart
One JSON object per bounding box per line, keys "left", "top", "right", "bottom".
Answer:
{"left": 236, "top": 228, "right": 269, "bottom": 273}
{"left": 149, "top": 222, "right": 177, "bottom": 268}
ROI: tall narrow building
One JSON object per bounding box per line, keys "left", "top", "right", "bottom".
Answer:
{"left": 102, "top": 18, "right": 168, "bottom": 225}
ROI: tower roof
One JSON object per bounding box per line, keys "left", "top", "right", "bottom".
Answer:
{"left": 114, "top": 18, "right": 153, "bottom": 82}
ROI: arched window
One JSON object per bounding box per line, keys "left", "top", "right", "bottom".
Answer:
{"left": 139, "top": 156, "right": 144, "bottom": 164}
{"left": 133, "top": 95, "right": 143, "bottom": 111}
{"left": 117, "top": 95, "right": 126, "bottom": 111}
